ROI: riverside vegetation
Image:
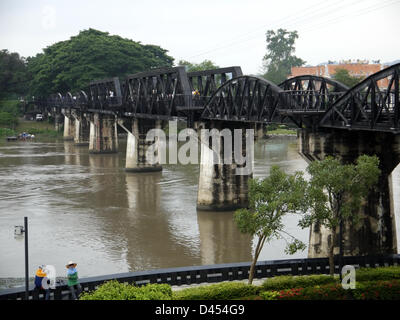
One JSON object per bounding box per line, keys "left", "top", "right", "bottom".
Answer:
{"left": 79, "top": 265, "right": 400, "bottom": 300}
{"left": 0, "top": 99, "right": 61, "bottom": 139}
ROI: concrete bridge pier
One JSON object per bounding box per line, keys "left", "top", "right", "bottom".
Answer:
{"left": 73, "top": 112, "right": 90, "bottom": 146}
{"left": 196, "top": 121, "right": 254, "bottom": 211}
{"left": 63, "top": 114, "right": 75, "bottom": 141}
{"left": 89, "top": 113, "right": 119, "bottom": 154}
{"left": 54, "top": 113, "right": 63, "bottom": 132}
{"left": 299, "top": 128, "right": 400, "bottom": 258}
{"left": 125, "top": 119, "right": 163, "bottom": 173}
{"left": 255, "top": 123, "right": 265, "bottom": 139}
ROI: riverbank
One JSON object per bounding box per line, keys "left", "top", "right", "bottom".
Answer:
{"left": 0, "top": 118, "right": 62, "bottom": 139}
{"left": 266, "top": 128, "right": 297, "bottom": 136}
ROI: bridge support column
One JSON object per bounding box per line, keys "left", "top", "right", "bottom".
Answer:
{"left": 89, "top": 113, "right": 118, "bottom": 154}
{"left": 255, "top": 123, "right": 265, "bottom": 139}
{"left": 197, "top": 121, "right": 254, "bottom": 211}
{"left": 63, "top": 115, "right": 75, "bottom": 141}
{"left": 73, "top": 113, "right": 90, "bottom": 146}
{"left": 299, "top": 128, "right": 400, "bottom": 258}
{"left": 54, "top": 114, "right": 63, "bottom": 132}
{"left": 125, "top": 119, "right": 163, "bottom": 173}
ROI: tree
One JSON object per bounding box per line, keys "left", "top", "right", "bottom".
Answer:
{"left": 299, "top": 155, "right": 380, "bottom": 276}
{"left": 261, "top": 29, "right": 305, "bottom": 84}
{"left": 332, "top": 68, "right": 365, "bottom": 88}
{"left": 0, "top": 49, "right": 29, "bottom": 99}
{"left": 234, "top": 166, "right": 309, "bottom": 285}
{"left": 178, "top": 59, "right": 219, "bottom": 72}
{"left": 27, "top": 29, "right": 174, "bottom": 96}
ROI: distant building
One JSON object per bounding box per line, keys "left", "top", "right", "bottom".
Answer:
{"left": 289, "top": 60, "right": 390, "bottom": 88}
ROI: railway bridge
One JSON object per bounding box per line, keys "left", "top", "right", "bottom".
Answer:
{"left": 25, "top": 63, "right": 400, "bottom": 259}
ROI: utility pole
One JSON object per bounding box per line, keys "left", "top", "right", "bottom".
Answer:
{"left": 24, "top": 217, "right": 29, "bottom": 300}
{"left": 339, "top": 218, "right": 344, "bottom": 281}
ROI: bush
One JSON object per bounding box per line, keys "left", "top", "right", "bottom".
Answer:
{"left": 353, "top": 280, "right": 400, "bottom": 300}
{"left": 266, "top": 123, "right": 278, "bottom": 131}
{"left": 0, "top": 127, "right": 16, "bottom": 137}
{"left": 259, "top": 291, "right": 280, "bottom": 300}
{"left": 79, "top": 281, "right": 173, "bottom": 300}
{"left": 261, "top": 279, "right": 400, "bottom": 300}
{"left": 0, "top": 100, "right": 21, "bottom": 115}
{"left": 356, "top": 266, "right": 400, "bottom": 282}
{"left": 0, "top": 111, "right": 18, "bottom": 128}
{"left": 262, "top": 283, "right": 351, "bottom": 300}
{"left": 261, "top": 274, "right": 337, "bottom": 291}
{"left": 173, "top": 282, "right": 258, "bottom": 300}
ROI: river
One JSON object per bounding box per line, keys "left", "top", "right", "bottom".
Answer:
{"left": 0, "top": 135, "right": 398, "bottom": 288}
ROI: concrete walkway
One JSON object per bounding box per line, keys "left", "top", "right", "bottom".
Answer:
{"left": 171, "top": 278, "right": 267, "bottom": 292}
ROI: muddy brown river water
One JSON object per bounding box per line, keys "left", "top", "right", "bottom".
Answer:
{"left": 0, "top": 135, "right": 398, "bottom": 288}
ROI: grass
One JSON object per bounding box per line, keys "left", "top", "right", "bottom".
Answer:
{"left": 266, "top": 128, "right": 297, "bottom": 135}
{"left": 0, "top": 119, "right": 62, "bottom": 138}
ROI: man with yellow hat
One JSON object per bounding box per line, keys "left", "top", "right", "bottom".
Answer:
{"left": 66, "top": 261, "right": 81, "bottom": 300}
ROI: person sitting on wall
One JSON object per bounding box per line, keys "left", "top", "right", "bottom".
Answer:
{"left": 34, "top": 265, "right": 50, "bottom": 300}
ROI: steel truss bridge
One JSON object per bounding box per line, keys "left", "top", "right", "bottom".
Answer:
{"left": 29, "top": 63, "right": 400, "bottom": 133}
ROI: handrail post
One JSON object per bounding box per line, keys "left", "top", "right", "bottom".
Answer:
{"left": 24, "top": 217, "right": 29, "bottom": 300}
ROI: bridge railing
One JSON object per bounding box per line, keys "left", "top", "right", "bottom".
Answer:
{"left": 0, "top": 254, "right": 398, "bottom": 300}
{"left": 279, "top": 91, "right": 344, "bottom": 112}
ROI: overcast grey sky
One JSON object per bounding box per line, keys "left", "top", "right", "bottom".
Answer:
{"left": 1, "top": 0, "right": 399, "bottom": 74}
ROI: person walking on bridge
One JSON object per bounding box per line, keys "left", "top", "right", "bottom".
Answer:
{"left": 66, "top": 261, "right": 81, "bottom": 300}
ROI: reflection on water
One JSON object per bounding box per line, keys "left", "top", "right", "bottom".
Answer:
{"left": 0, "top": 136, "right": 398, "bottom": 288}
{"left": 197, "top": 211, "right": 252, "bottom": 265}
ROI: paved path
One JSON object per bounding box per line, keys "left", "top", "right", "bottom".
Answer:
{"left": 171, "top": 278, "right": 267, "bottom": 292}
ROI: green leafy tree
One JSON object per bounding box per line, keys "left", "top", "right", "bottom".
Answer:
{"left": 261, "top": 29, "right": 305, "bottom": 84}
{"left": 178, "top": 59, "right": 219, "bottom": 72}
{"left": 178, "top": 59, "right": 221, "bottom": 91}
{"left": 27, "top": 29, "right": 174, "bottom": 96}
{"left": 0, "top": 50, "right": 29, "bottom": 99}
{"left": 299, "top": 155, "right": 380, "bottom": 276}
{"left": 332, "top": 68, "right": 365, "bottom": 88}
{"left": 234, "top": 166, "right": 309, "bottom": 285}
{"left": 0, "top": 111, "right": 18, "bottom": 129}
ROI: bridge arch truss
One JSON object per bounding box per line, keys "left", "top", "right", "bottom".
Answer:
{"left": 320, "top": 63, "right": 400, "bottom": 133}
{"left": 201, "top": 76, "right": 283, "bottom": 123}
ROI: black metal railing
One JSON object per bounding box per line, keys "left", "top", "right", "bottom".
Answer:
{"left": 1, "top": 254, "right": 399, "bottom": 300}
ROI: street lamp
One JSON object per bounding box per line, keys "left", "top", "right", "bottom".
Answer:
{"left": 339, "top": 218, "right": 344, "bottom": 281}
{"left": 15, "top": 217, "right": 29, "bottom": 300}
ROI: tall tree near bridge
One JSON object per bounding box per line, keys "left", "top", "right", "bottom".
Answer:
{"left": 234, "top": 166, "right": 309, "bottom": 285}
{"left": 299, "top": 155, "right": 380, "bottom": 276}
{"left": 27, "top": 29, "right": 174, "bottom": 96}
{"left": 261, "top": 29, "right": 305, "bottom": 84}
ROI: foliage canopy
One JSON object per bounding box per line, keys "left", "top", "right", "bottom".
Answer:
{"left": 0, "top": 50, "right": 29, "bottom": 99}
{"left": 299, "top": 155, "right": 380, "bottom": 275}
{"left": 234, "top": 165, "right": 309, "bottom": 284}
{"left": 27, "top": 29, "right": 174, "bottom": 96}
{"left": 261, "top": 29, "right": 305, "bottom": 84}
{"left": 178, "top": 59, "right": 219, "bottom": 72}
{"left": 332, "top": 68, "right": 365, "bottom": 88}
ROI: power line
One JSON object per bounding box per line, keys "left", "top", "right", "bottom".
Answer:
{"left": 184, "top": 0, "right": 397, "bottom": 61}
{"left": 299, "top": 0, "right": 399, "bottom": 33}
{"left": 185, "top": 0, "right": 349, "bottom": 59}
